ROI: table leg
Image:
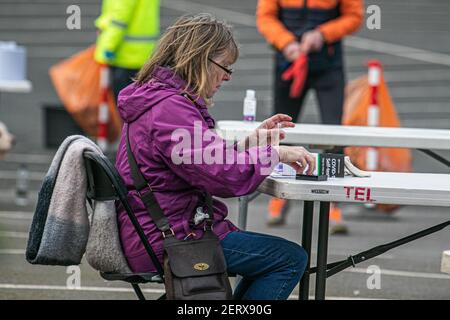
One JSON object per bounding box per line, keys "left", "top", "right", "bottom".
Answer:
{"left": 315, "top": 201, "right": 330, "bottom": 300}
{"left": 235, "top": 194, "right": 254, "bottom": 289}
{"left": 299, "top": 201, "right": 314, "bottom": 300}
{"left": 238, "top": 195, "right": 249, "bottom": 230}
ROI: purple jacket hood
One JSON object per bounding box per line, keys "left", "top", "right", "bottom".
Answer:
{"left": 117, "top": 66, "right": 212, "bottom": 125}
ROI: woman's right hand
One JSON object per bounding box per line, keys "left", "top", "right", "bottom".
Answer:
{"left": 274, "top": 146, "right": 316, "bottom": 175}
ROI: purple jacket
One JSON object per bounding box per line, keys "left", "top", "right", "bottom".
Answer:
{"left": 115, "top": 66, "right": 279, "bottom": 272}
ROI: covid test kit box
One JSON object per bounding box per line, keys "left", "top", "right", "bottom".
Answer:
{"left": 273, "top": 153, "right": 345, "bottom": 178}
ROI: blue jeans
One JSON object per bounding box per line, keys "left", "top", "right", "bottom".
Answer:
{"left": 220, "top": 230, "right": 308, "bottom": 300}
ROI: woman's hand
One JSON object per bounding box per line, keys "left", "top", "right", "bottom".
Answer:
{"left": 274, "top": 146, "right": 316, "bottom": 175}
{"left": 257, "top": 113, "right": 295, "bottom": 131}
{"left": 237, "top": 114, "right": 295, "bottom": 150}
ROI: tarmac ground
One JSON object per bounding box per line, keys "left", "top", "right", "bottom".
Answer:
{"left": 0, "top": 0, "right": 449, "bottom": 300}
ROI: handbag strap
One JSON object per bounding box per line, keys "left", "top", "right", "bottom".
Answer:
{"left": 126, "top": 125, "right": 173, "bottom": 235}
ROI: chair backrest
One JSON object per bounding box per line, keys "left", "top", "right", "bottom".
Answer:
{"left": 84, "top": 151, "right": 125, "bottom": 202}
{"left": 82, "top": 151, "right": 165, "bottom": 276}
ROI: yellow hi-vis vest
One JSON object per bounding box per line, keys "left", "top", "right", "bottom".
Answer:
{"left": 94, "top": 0, "right": 160, "bottom": 69}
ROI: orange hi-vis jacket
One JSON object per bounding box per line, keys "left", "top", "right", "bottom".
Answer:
{"left": 256, "top": 0, "right": 364, "bottom": 52}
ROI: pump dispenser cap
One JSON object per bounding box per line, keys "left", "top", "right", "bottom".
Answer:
{"left": 246, "top": 89, "right": 255, "bottom": 99}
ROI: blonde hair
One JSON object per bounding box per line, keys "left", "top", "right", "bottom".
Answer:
{"left": 136, "top": 13, "right": 239, "bottom": 103}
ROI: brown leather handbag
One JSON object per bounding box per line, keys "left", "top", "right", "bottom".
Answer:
{"left": 163, "top": 222, "right": 232, "bottom": 300}
{"left": 125, "top": 126, "right": 232, "bottom": 300}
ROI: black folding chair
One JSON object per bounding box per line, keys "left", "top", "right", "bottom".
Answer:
{"left": 83, "top": 150, "right": 165, "bottom": 300}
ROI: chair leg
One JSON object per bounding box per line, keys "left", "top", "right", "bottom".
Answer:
{"left": 131, "top": 284, "right": 146, "bottom": 300}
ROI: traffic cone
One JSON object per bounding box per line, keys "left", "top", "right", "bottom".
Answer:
{"left": 329, "top": 203, "right": 348, "bottom": 235}
{"left": 342, "top": 60, "right": 412, "bottom": 214}
{"left": 267, "top": 197, "right": 290, "bottom": 226}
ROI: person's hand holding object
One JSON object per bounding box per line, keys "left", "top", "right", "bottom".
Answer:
{"left": 274, "top": 145, "right": 316, "bottom": 175}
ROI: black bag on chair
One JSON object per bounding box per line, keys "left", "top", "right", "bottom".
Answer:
{"left": 125, "top": 126, "right": 232, "bottom": 300}
{"left": 163, "top": 225, "right": 232, "bottom": 299}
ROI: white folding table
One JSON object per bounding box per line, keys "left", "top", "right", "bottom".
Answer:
{"left": 216, "top": 120, "right": 450, "bottom": 151}
{"left": 259, "top": 173, "right": 450, "bottom": 300}
{"left": 216, "top": 120, "right": 450, "bottom": 230}
{"left": 216, "top": 120, "right": 450, "bottom": 299}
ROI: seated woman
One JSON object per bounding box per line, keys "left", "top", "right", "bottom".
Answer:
{"left": 115, "top": 13, "right": 316, "bottom": 300}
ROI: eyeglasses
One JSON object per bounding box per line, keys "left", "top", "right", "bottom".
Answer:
{"left": 208, "top": 58, "right": 233, "bottom": 76}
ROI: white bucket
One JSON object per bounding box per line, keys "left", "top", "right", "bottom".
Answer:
{"left": 0, "top": 42, "right": 26, "bottom": 81}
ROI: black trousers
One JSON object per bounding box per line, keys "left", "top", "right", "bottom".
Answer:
{"left": 110, "top": 66, "right": 139, "bottom": 103}
{"left": 274, "top": 62, "right": 345, "bottom": 125}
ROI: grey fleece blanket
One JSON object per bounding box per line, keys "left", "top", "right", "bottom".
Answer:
{"left": 26, "top": 135, "right": 131, "bottom": 274}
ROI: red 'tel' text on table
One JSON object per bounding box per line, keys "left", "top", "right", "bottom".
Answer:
{"left": 344, "top": 186, "right": 374, "bottom": 202}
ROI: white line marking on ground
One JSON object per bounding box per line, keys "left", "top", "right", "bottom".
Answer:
{"left": 0, "top": 242, "right": 446, "bottom": 282}
{"left": 0, "top": 231, "right": 28, "bottom": 239}
{"left": 162, "top": 0, "right": 450, "bottom": 67}
{"left": 0, "top": 249, "right": 25, "bottom": 255}
{"left": 346, "top": 267, "right": 450, "bottom": 280}
{"left": 0, "top": 283, "right": 381, "bottom": 299}
{"left": 2, "top": 154, "right": 53, "bottom": 165}
{"left": 0, "top": 283, "right": 164, "bottom": 294}
{"left": 0, "top": 212, "right": 33, "bottom": 220}
{"left": 346, "top": 36, "right": 450, "bottom": 67}
{"left": 162, "top": 0, "right": 256, "bottom": 26}
{"left": 0, "top": 170, "right": 44, "bottom": 181}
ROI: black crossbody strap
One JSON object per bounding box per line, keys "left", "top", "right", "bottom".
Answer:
{"left": 125, "top": 126, "right": 148, "bottom": 191}
{"left": 203, "top": 192, "right": 214, "bottom": 230}
{"left": 125, "top": 124, "right": 171, "bottom": 233}
{"left": 204, "top": 192, "right": 214, "bottom": 217}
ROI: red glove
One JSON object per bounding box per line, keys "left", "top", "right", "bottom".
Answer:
{"left": 281, "top": 53, "right": 308, "bottom": 98}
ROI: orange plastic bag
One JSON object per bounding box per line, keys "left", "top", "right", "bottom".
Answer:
{"left": 49, "top": 46, "right": 122, "bottom": 142}
{"left": 342, "top": 73, "right": 413, "bottom": 213}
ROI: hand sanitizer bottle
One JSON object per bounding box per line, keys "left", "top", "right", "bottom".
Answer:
{"left": 243, "top": 89, "right": 256, "bottom": 122}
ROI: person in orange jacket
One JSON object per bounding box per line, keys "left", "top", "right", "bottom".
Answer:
{"left": 256, "top": 0, "right": 364, "bottom": 227}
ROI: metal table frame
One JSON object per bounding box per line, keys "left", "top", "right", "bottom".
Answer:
{"left": 236, "top": 150, "right": 450, "bottom": 300}
{"left": 237, "top": 194, "right": 333, "bottom": 299}
{"left": 218, "top": 120, "right": 450, "bottom": 299}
